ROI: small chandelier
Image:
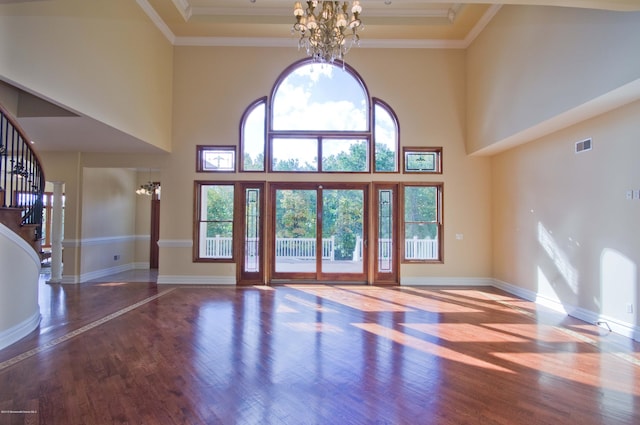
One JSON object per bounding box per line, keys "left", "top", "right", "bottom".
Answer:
{"left": 136, "top": 181, "right": 160, "bottom": 196}
{"left": 292, "top": 1, "right": 363, "bottom": 63}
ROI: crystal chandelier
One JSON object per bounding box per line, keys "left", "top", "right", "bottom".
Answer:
{"left": 292, "top": 1, "right": 363, "bottom": 63}
{"left": 136, "top": 181, "right": 161, "bottom": 196}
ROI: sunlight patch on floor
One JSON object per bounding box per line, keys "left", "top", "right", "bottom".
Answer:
{"left": 403, "top": 323, "right": 530, "bottom": 343}
{"left": 353, "top": 322, "right": 515, "bottom": 374}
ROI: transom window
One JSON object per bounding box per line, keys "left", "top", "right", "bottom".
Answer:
{"left": 240, "top": 59, "right": 398, "bottom": 173}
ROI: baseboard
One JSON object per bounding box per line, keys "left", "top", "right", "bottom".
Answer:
{"left": 0, "top": 310, "right": 41, "bottom": 351}
{"left": 62, "top": 263, "right": 137, "bottom": 284}
{"left": 491, "top": 279, "right": 543, "bottom": 305}
{"left": 157, "top": 275, "right": 236, "bottom": 285}
{"left": 492, "top": 279, "right": 639, "bottom": 342}
{"left": 401, "top": 276, "right": 494, "bottom": 286}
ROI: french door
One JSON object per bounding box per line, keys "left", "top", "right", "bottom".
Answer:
{"left": 269, "top": 183, "right": 368, "bottom": 283}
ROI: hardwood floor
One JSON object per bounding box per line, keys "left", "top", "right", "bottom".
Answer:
{"left": 1, "top": 272, "right": 639, "bottom": 424}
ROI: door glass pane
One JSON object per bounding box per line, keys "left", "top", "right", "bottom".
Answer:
{"left": 244, "top": 188, "right": 260, "bottom": 273}
{"left": 274, "top": 189, "right": 317, "bottom": 273}
{"left": 378, "top": 189, "right": 393, "bottom": 272}
{"left": 321, "top": 189, "right": 364, "bottom": 274}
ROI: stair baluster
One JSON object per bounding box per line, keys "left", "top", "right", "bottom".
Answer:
{"left": 0, "top": 103, "right": 46, "bottom": 253}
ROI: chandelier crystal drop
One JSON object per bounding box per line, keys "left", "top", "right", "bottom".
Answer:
{"left": 292, "top": 1, "right": 363, "bottom": 63}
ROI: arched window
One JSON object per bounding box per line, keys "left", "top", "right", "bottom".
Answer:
{"left": 240, "top": 59, "right": 398, "bottom": 173}
{"left": 373, "top": 98, "right": 399, "bottom": 172}
{"left": 240, "top": 97, "right": 266, "bottom": 172}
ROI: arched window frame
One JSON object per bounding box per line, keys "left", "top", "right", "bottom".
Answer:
{"left": 239, "top": 58, "right": 400, "bottom": 174}
{"left": 239, "top": 96, "right": 267, "bottom": 172}
{"left": 372, "top": 97, "right": 400, "bottom": 173}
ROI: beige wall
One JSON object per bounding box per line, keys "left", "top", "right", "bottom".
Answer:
{"left": 467, "top": 6, "right": 640, "bottom": 154}
{"left": 81, "top": 168, "right": 135, "bottom": 238}
{"left": 35, "top": 150, "right": 168, "bottom": 281}
{"left": 492, "top": 100, "right": 640, "bottom": 335}
{"left": 160, "top": 46, "right": 492, "bottom": 283}
{"left": 39, "top": 152, "right": 83, "bottom": 277}
{"left": 0, "top": 0, "right": 174, "bottom": 151}
{"left": 80, "top": 168, "right": 136, "bottom": 277}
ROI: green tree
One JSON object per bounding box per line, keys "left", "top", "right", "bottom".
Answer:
{"left": 375, "top": 143, "right": 396, "bottom": 172}
{"left": 275, "top": 190, "right": 316, "bottom": 238}
{"left": 404, "top": 186, "right": 437, "bottom": 239}
{"left": 322, "top": 189, "right": 363, "bottom": 260}
{"left": 272, "top": 158, "right": 317, "bottom": 172}
{"left": 243, "top": 152, "right": 265, "bottom": 171}
{"left": 205, "top": 185, "right": 234, "bottom": 237}
{"left": 322, "top": 141, "right": 367, "bottom": 172}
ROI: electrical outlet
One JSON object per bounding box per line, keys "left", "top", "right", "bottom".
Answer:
{"left": 634, "top": 190, "right": 640, "bottom": 200}
{"left": 455, "top": 234, "right": 464, "bottom": 240}
{"left": 626, "top": 190, "right": 633, "bottom": 200}
{"left": 627, "top": 304, "right": 634, "bottom": 314}
{"left": 113, "top": 255, "right": 120, "bottom": 261}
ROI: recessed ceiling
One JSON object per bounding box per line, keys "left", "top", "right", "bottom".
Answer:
{"left": 141, "top": 0, "right": 640, "bottom": 48}
{"left": 143, "top": 0, "right": 497, "bottom": 48}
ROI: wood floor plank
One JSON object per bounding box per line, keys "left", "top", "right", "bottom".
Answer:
{"left": 1, "top": 278, "right": 639, "bottom": 424}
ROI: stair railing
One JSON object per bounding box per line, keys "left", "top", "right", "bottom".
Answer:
{"left": 0, "top": 102, "right": 46, "bottom": 243}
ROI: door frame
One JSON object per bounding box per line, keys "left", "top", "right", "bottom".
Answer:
{"left": 268, "top": 182, "right": 369, "bottom": 284}
{"left": 149, "top": 192, "right": 160, "bottom": 269}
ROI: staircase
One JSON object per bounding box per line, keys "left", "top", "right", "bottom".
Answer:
{"left": 0, "top": 103, "right": 46, "bottom": 255}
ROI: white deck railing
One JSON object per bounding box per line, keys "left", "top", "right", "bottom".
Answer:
{"left": 203, "top": 236, "right": 334, "bottom": 260}
{"left": 204, "top": 235, "right": 437, "bottom": 260}
{"left": 404, "top": 236, "right": 439, "bottom": 260}
{"left": 354, "top": 236, "right": 438, "bottom": 260}
{"left": 275, "top": 236, "right": 335, "bottom": 260}
{"left": 204, "top": 235, "right": 234, "bottom": 258}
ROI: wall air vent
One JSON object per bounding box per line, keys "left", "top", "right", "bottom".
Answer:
{"left": 575, "top": 138, "right": 592, "bottom": 153}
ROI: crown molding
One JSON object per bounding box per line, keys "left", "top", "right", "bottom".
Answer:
{"left": 140, "top": 1, "right": 501, "bottom": 50}
{"left": 171, "top": 0, "right": 192, "bottom": 21}
{"left": 174, "top": 36, "right": 297, "bottom": 47}
{"left": 173, "top": 36, "right": 471, "bottom": 49}
{"left": 188, "top": 5, "right": 461, "bottom": 20}
{"left": 463, "top": 4, "right": 502, "bottom": 46}
{"left": 136, "top": 0, "right": 176, "bottom": 44}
